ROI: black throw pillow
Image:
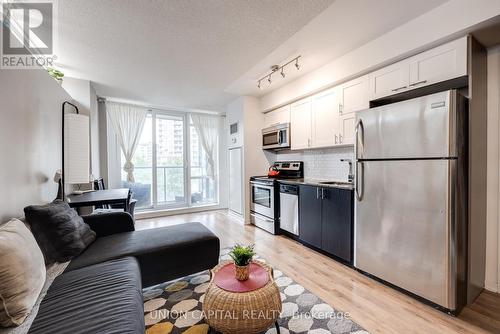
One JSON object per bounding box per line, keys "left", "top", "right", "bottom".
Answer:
{"left": 24, "top": 200, "right": 96, "bottom": 264}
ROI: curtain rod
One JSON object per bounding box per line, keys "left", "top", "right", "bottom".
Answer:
{"left": 97, "top": 97, "right": 222, "bottom": 116}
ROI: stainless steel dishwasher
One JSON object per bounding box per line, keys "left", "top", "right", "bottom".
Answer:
{"left": 279, "top": 184, "right": 299, "bottom": 235}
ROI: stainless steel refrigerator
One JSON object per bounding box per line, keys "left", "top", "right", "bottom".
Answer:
{"left": 354, "top": 90, "right": 468, "bottom": 313}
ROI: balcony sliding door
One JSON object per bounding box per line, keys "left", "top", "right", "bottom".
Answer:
{"left": 121, "top": 110, "right": 218, "bottom": 211}
{"left": 155, "top": 114, "right": 186, "bottom": 207}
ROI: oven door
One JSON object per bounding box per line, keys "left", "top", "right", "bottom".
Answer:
{"left": 250, "top": 181, "right": 274, "bottom": 219}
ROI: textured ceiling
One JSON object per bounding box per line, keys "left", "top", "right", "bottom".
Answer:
{"left": 55, "top": 0, "right": 335, "bottom": 111}
{"left": 227, "top": 0, "right": 450, "bottom": 97}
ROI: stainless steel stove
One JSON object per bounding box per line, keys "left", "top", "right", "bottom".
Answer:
{"left": 249, "top": 161, "right": 303, "bottom": 234}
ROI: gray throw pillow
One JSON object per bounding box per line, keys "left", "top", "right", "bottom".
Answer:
{"left": 24, "top": 201, "right": 96, "bottom": 265}
{"left": 0, "top": 219, "right": 46, "bottom": 327}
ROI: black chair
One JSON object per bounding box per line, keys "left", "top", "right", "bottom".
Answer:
{"left": 92, "top": 178, "right": 137, "bottom": 217}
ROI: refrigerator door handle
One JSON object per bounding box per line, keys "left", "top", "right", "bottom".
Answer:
{"left": 355, "top": 161, "right": 364, "bottom": 201}
{"left": 355, "top": 119, "right": 364, "bottom": 159}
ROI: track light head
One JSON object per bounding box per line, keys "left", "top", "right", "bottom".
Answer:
{"left": 295, "top": 59, "right": 300, "bottom": 70}
{"left": 257, "top": 80, "right": 262, "bottom": 89}
{"left": 281, "top": 68, "right": 285, "bottom": 78}
{"left": 268, "top": 75, "right": 272, "bottom": 84}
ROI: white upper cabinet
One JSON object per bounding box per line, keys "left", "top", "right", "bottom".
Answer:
{"left": 339, "top": 112, "right": 357, "bottom": 146}
{"left": 339, "top": 75, "right": 369, "bottom": 115}
{"left": 311, "top": 88, "right": 338, "bottom": 148}
{"left": 408, "top": 37, "right": 467, "bottom": 89}
{"left": 369, "top": 37, "right": 468, "bottom": 100}
{"left": 369, "top": 60, "right": 410, "bottom": 100}
{"left": 290, "top": 98, "right": 312, "bottom": 150}
{"left": 338, "top": 76, "right": 369, "bottom": 145}
{"left": 263, "top": 105, "right": 291, "bottom": 128}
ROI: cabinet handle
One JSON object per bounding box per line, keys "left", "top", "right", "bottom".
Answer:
{"left": 316, "top": 187, "right": 320, "bottom": 199}
{"left": 335, "top": 134, "right": 338, "bottom": 144}
{"left": 339, "top": 134, "right": 343, "bottom": 144}
{"left": 391, "top": 86, "right": 407, "bottom": 92}
{"left": 339, "top": 103, "right": 343, "bottom": 114}
{"left": 321, "top": 188, "right": 325, "bottom": 199}
{"left": 409, "top": 80, "right": 427, "bottom": 87}
{"left": 308, "top": 138, "right": 311, "bottom": 147}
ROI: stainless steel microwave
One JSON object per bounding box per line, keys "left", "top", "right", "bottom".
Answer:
{"left": 262, "top": 123, "right": 290, "bottom": 150}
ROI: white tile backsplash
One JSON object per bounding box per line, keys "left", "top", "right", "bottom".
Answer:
{"left": 273, "top": 147, "right": 355, "bottom": 182}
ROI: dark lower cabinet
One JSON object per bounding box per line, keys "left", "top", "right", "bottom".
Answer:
{"left": 298, "top": 185, "right": 353, "bottom": 263}
{"left": 321, "top": 187, "right": 353, "bottom": 262}
{"left": 298, "top": 185, "right": 322, "bottom": 248}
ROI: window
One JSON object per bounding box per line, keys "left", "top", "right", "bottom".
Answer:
{"left": 120, "top": 111, "right": 218, "bottom": 211}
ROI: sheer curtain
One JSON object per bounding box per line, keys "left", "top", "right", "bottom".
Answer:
{"left": 106, "top": 102, "right": 148, "bottom": 183}
{"left": 190, "top": 113, "right": 219, "bottom": 177}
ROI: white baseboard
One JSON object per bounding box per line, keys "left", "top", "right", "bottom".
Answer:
{"left": 136, "top": 204, "right": 227, "bottom": 220}
{"left": 485, "top": 280, "right": 499, "bottom": 293}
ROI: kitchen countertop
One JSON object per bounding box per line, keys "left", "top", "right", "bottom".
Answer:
{"left": 278, "top": 178, "right": 354, "bottom": 190}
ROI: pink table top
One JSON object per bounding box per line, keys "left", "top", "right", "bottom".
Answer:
{"left": 213, "top": 262, "right": 270, "bottom": 293}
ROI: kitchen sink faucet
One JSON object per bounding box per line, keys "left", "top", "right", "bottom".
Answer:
{"left": 340, "top": 159, "right": 354, "bottom": 183}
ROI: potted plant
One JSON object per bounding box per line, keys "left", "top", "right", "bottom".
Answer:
{"left": 47, "top": 67, "right": 64, "bottom": 84}
{"left": 229, "top": 244, "right": 255, "bottom": 281}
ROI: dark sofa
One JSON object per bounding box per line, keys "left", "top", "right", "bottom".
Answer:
{"left": 27, "top": 212, "right": 220, "bottom": 334}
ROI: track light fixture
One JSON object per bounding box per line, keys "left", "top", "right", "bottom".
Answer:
{"left": 256, "top": 55, "right": 301, "bottom": 89}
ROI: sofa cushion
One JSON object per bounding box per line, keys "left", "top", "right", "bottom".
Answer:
{"left": 0, "top": 220, "right": 46, "bottom": 327}
{"left": 66, "top": 222, "right": 220, "bottom": 286}
{"left": 28, "top": 257, "right": 143, "bottom": 334}
{"left": 24, "top": 201, "right": 96, "bottom": 264}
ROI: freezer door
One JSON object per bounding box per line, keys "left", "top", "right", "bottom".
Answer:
{"left": 355, "top": 159, "right": 456, "bottom": 309}
{"left": 356, "top": 91, "right": 456, "bottom": 159}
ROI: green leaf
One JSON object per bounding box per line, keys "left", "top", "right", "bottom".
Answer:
{"left": 228, "top": 244, "right": 255, "bottom": 266}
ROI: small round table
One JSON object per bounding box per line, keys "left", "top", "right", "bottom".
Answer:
{"left": 202, "top": 260, "right": 282, "bottom": 334}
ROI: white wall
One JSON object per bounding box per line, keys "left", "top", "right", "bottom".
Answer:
{"left": 0, "top": 69, "right": 71, "bottom": 222}
{"left": 486, "top": 45, "right": 500, "bottom": 293}
{"left": 225, "top": 96, "right": 270, "bottom": 222}
{"left": 260, "top": 0, "right": 500, "bottom": 111}
{"left": 242, "top": 97, "right": 270, "bottom": 223}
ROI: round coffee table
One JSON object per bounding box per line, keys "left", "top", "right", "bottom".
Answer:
{"left": 202, "top": 260, "right": 282, "bottom": 334}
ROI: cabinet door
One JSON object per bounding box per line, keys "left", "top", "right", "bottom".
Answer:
{"left": 264, "top": 105, "right": 291, "bottom": 128}
{"left": 339, "top": 76, "right": 369, "bottom": 115}
{"left": 311, "top": 88, "right": 338, "bottom": 148}
{"left": 369, "top": 60, "right": 410, "bottom": 100}
{"left": 409, "top": 37, "right": 467, "bottom": 89}
{"left": 290, "top": 98, "right": 312, "bottom": 150}
{"left": 299, "top": 185, "right": 322, "bottom": 248}
{"left": 338, "top": 113, "right": 356, "bottom": 146}
{"left": 321, "top": 187, "right": 353, "bottom": 262}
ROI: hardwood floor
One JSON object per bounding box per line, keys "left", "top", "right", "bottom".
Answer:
{"left": 136, "top": 210, "right": 500, "bottom": 334}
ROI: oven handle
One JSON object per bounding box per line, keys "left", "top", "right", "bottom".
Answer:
{"left": 250, "top": 181, "right": 274, "bottom": 189}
